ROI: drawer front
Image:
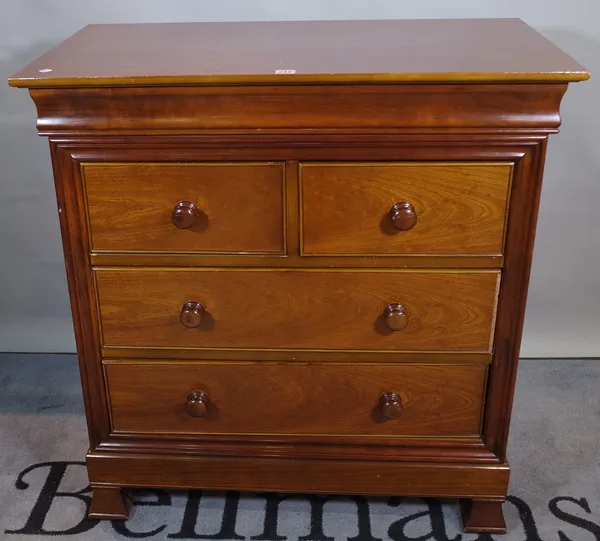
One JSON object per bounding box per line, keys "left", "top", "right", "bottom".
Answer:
{"left": 83, "top": 162, "right": 285, "bottom": 253}
{"left": 300, "top": 162, "right": 512, "bottom": 255}
{"left": 96, "top": 269, "right": 499, "bottom": 351}
{"left": 105, "top": 362, "right": 486, "bottom": 437}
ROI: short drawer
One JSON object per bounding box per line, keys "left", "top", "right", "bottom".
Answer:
{"left": 300, "top": 162, "right": 512, "bottom": 255}
{"left": 105, "top": 361, "right": 486, "bottom": 437}
{"left": 95, "top": 269, "right": 500, "bottom": 352}
{"left": 83, "top": 162, "right": 285, "bottom": 254}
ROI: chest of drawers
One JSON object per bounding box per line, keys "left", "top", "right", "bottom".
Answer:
{"left": 9, "top": 19, "right": 588, "bottom": 533}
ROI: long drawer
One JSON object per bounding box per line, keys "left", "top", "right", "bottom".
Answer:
{"left": 95, "top": 269, "right": 500, "bottom": 352}
{"left": 104, "top": 361, "right": 487, "bottom": 437}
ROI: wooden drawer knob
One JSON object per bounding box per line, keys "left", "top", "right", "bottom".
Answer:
{"left": 186, "top": 390, "right": 208, "bottom": 417}
{"left": 180, "top": 301, "right": 204, "bottom": 328}
{"left": 390, "top": 201, "right": 417, "bottom": 231}
{"left": 383, "top": 303, "right": 408, "bottom": 331}
{"left": 172, "top": 200, "right": 200, "bottom": 229}
{"left": 379, "top": 392, "right": 403, "bottom": 420}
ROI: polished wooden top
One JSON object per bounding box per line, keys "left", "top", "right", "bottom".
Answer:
{"left": 9, "top": 19, "right": 589, "bottom": 88}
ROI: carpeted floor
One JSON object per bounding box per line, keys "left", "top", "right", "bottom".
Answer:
{"left": 1, "top": 354, "right": 599, "bottom": 540}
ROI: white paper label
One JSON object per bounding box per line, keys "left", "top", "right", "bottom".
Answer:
{"left": 275, "top": 69, "right": 296, "bottom": 74}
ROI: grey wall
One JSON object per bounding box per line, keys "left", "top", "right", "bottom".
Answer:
{"left": 1, "top": 1, "right": 598, "bottom": 356}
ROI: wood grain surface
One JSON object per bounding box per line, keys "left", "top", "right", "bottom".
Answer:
{"left": 95, "top": 269, "right": 500, "bottom": 352}
{"left": 29, "top": 84, "right": 570, "bottom": 135}
{"left": 301, "top": 162, "right": 512, "bottom": 255}
{"left": 9, "top": 19, "right": 588, "bottom": 87}
{"left": 87, "top": 451, "right": 510, "bottom": 499}
{"left": 83, "top": 162, "right": 285, "bottom": 253}
{"left": 104, "top": 361, "right": 486, "bottom": 437}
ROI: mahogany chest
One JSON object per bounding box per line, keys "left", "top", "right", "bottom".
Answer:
{"left": 9, "top": 19, "right": 589, "bottom": 533}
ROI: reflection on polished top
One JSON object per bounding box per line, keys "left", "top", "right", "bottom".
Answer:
{"left": 8, "top": 18, "right": 590, "bottom": 88}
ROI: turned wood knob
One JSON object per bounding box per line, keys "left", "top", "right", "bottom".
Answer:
{"left": 172, "top": 200, "right": 200, "bottom": 229}
{"left": 186, "top": 391, "right": 209, "bottom": 417}
{"left": 180, "top": 301, "right": 204, "bottom": 328}
{"left": 379, "top": 392, "right": 403, "bottom": 420}
{"left": 390, "top": 202, "right": 417, "bottom": 231}
{"left": 383, "top": 303, "right": 408, "bottom": 331}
